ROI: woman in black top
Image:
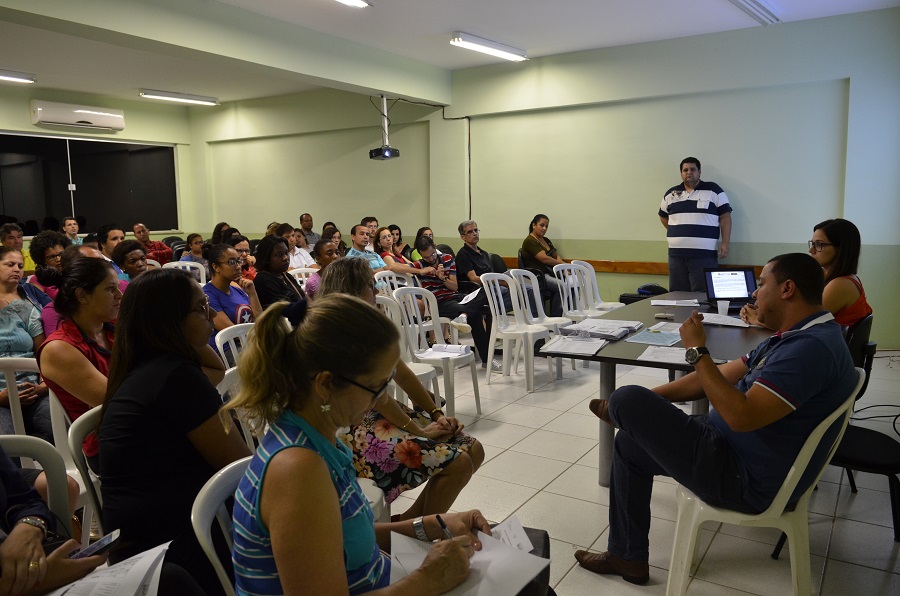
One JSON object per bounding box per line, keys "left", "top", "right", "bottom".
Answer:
{"left": 251, "top": 235, "right": 307, "bottom": 310}
{"left": 98, "top": 269, "right": 250, "bottom": 594}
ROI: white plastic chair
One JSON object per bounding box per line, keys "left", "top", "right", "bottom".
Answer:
{"left": 67, "top": 405, "right": 103, "bottom": 537}
{"left": 393, "top": 287, "right": 481, "bottom": 417}
{"left": 374, "top": 270, "right": 414, "bottom": 297}
{"left": 552, "top": 263, "right": 611, "bottom": 322}
{"left": 214, "top": 323, "right": 254, "bottom": 366}
{"left": 0, "top": 358, "right": 42, "bottom": 465}
{"left": 570, "top": 260, "right": 624, "bottom": 310}
{"left": 288, "top": 267, "right": 318, "bottom": 286}
{"left": 666, "top": 368, "right": 865, "bottom": 596}
{"left": 48, "top": 392, "right": 97, "bottom": 546}
{"left": 145, "top": 258, "right": 161, "bottom": 269}
{"left": 216, "top": 367, "right": 261, "bottom": 450}
{"left": 375, "top": 295, "right": 441, "bottom": 406}
{"left": 481, "top": 273, "right": 552, "bottom": 392}
{"left": 509, "top": 268, "right": 576, "bottom": 378}
{"left": 191, "top": 456, "right": 249, "bottom": 596}
{"left": 163, "top": 260, "right": 207, "bottom": 284}
{"left": 0, "top": 434, "right": 73, "bottom": 538}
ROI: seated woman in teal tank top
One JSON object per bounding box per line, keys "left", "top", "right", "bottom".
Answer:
{"left": 226, "top": 294, "right": 492, "bottom": 595}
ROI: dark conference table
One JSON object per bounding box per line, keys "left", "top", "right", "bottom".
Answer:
{"left": 542, "top": 292, "right": 772, "bottom": 487}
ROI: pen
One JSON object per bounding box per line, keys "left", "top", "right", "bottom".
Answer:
{"left": 435, "top": 515, "right": 454, "bottom": 540}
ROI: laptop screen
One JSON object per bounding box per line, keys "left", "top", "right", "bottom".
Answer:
{"left": 704, "top": 267, "right": 757, "bottom": 302}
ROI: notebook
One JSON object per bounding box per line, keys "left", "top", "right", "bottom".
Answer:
{"left": 703, "top": 267, "right": 757, "bottom": 311}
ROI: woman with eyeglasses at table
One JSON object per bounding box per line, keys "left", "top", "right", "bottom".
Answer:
{"left": 203, "top": 244, "right": 261, "bottom": 341}
{"left": 741, "top": 218, "right": 872, "bottom": 328}
{"left": 226, "top": 292, "right": 489, "bottom": 595}
{"left": 99, "top": 268, "right": 250, "bottom": 595}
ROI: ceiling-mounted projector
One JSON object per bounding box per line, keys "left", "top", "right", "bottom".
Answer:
{"left": 369, "top": 145, "right": 400, "bottom": 160}
{"left": 369, "top": 94, "right": 400, "bottom": 161}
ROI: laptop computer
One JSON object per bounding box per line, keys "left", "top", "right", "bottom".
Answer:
{"left": 703, "top": 267, "right": 757, "bottom": 311}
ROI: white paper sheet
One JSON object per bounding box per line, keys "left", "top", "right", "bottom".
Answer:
{"left": 390, "top": 530, "right": 549, "bottom": 596}
{"left": 49, "top": 542, "right": 169, "bottom": 596}
{"left": 490, "top": 516, "right": 533, "bottom": 552}
{"left": 539, "top": 335, "right": 607, "bottom": 356}
{"left": 458, "top": 287, "right": 483, "bottom": 305}
{"left": 700, "top": 313, "right": 750, "bottom": 327}
{"left": 650, "top": 299, "right": 700, "bottom": 307}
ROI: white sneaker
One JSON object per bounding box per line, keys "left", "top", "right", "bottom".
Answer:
{"left": 481, "top": 358, "right": 503, "bottom": 372}
{"left": 450, "top": 314, "right": 471, "bottom": 334}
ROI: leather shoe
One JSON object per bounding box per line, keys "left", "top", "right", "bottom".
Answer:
{"left": 574, "top": 550, "right": 649, "bottom": 585}
{"left": 588, "top": 398, "right": 613, "bottom": 426}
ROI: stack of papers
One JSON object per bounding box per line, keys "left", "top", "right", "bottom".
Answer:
{"left": 561, "top": 319, "right": 643, "bottom": 340}
{"left": 419, "top": 344, "right": 472, "bottom": 357}
{"left": 391, "top": 516, "right": 549, "bottom": 596}
{"left": 700, "top": 313, "right": 750, "bottom": 327}
{"left": 650, "top": 299, "right": 701, "bottom": 307}
{"left": 540, "top": 335, "right": 607, "bottom": 356}
{"left": 48, "top": 542, "right": 169, "bottom": 595}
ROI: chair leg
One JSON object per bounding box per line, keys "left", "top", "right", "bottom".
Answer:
{"left": 770, "top": 531, "right": 788, "bottom": 560}
{"left": 785, "top": 514, "right": 812, "bottom": 596}
{"left": 431, "top": 377, "right": 442, "bottom": 408}
{"left": 486, "top": 330, "right": 498, "bottom": 386}
{"left": 468, "top": 361, "right": 482, "bottom": 415}
{"left": 846, "top": 468, "right": 858, "bottom": 493}
{"left": 667, "top": 502, "right": 703, "bottom": 595}
{"left": 524, "top": 337, "right": 535, "bottom": 393}
{"left": 888, "top": 473, "right": 900, "bottom": 542}
{"left": 442, "top": 361, "right": 455, "bottom": 418}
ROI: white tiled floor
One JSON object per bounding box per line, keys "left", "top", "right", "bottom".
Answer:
{"left": 391, "top": 352, "right": 900, "bottom": 595}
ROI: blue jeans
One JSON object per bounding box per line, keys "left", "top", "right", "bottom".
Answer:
{"left": 606, "top": 386, "right": 758, "bottom": 562}
{"left": 668, "top": 255, "right": 718, "bottom": 292}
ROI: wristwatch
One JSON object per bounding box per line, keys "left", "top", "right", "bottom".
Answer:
{"left": 685, "top": 346, "right": 710, "bottom": 365}
{"left": 412, "top": 516, "right": 430, "bottom": 542}
{"left": 16, "top": 516, "right": 48, "bottom": 539}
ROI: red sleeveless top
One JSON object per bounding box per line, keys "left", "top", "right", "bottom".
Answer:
{"left": 833, "top": 275, "right": 873, "bottom": 328}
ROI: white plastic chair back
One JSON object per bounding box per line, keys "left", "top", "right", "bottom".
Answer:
{"left": 667, "top": 368, "right": 865, "bottom": 596}
{"left": 214, "top": 323, "right": 254, "bottom": 365}
{"left": 66, "top": 403, "right": 104, "bottom": 540}
{"left": 571, "top": 260, "right": 624, "bottom": 310}
{"left": 0, "top": 358, "right": 41, "bottom": 466}
{"left": 0, "top": 435, "right": 73, "bottom": 538}
{"left": 481, "top": 273, "right": 527, "bottom": 331}
{"left": 375, "top": 270, "right": 413, "bottom": 297}
{"left": 552, "top": 263, "right": 600, "bottom": 320}
{"left": 393, "top": 286, "right": 442, "bottom": 354}
{"left": 216, "top": 367, "right": 259, "bottom": 450}
{"left": 375, "top": 295, "right": 441, "bottom": 406}
{"left": 288, "top": 267, "right": 318, "bottom": 286}
{"left": 191, "top": 456, "right": 250, "bottom": 596}
{"left": 145, "top": 258, "right": 161, "bottom": 269}
{"left": 163, "top": 260, "right": 206, "bottom": 284}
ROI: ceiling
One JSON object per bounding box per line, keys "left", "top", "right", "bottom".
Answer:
{"left": 0, "top": 0, "right": 897, "bottom": 104}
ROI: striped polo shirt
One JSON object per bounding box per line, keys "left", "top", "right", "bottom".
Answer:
{"left": 659, "top": 180, "right": 732, "bottom": 258}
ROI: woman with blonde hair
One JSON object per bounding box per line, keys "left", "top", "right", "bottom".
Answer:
{"left": 227, "top": 295, "right": 488, "bottom": 594}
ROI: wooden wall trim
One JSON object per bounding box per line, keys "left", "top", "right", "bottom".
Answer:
{"left": 500, "top": 257, "right": 763, "bottom": 277}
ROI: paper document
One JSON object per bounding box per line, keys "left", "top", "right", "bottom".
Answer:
{"left": 491, "top": 516, "right": 534, "bottom": 552}
{"left": 49, "top": 542, "right": 169, "bottom": 596}
{"left": 390, "top": 529, "right": 549, "bottom": 596}
{"left": 540, "top": 335, "right": 606, "bottom": 356}
{"left": 700, "top": 313, "right": 749, "bottom": 327}
{"left": 420, "top": 344, "right": 472, "bottom": 357}
{"left": 459, "top": 287, "right": 483, "bottom": 305}
{"left": 650, "top": 299, "right": 700, "bottom": 307}
{"left": 625, "top": 328, "right": 681, "bottom": 347}
{"left": 637, "top": 346, "right": 726, "bottom": 365}
{"left": 561, "top": 319, "right": 643, "bottom": 340}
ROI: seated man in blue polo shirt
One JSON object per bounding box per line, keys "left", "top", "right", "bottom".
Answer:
{"left": 577, "top": 253, "right": 857, "bottom": 585}
{"left": 345, "top": 224, "right": 388, "bottom": 272}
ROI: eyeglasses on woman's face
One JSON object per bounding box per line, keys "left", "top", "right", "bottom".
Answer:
{"left": 807, "top": 240, "right": 833, "bottom": 253}
{"left": 220, "top": 258, "right": 241, "bottom": 267}
{"left": 336, "top": 368, "right": 397, "bottom": 403}
{"left": 194, "top": 296, "right": 211, "bottom": 318}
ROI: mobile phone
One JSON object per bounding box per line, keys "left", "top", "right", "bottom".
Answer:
{"left": 69, "top": 529, "right": 120, "bottom": 559}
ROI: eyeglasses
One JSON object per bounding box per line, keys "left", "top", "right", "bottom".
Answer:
{"left": 45, "top": 252, "right": 64, "bottom": 262}
{"left": 335, "top": 368, "right": 396, "bottom": 402}
{"left": 464, "top": 228, "right": 480, "bottom": 235}
{"left": 195, "top": 296, "right": 211, "bottom": 318}
{"left": 235, "top": 248, "right": 251, "bottom": 255}
{"left": 808, "top": 240, "right": 833, "bottom": 252}
{"left": 220, "top": 258, "right": 240, "bottom": 267}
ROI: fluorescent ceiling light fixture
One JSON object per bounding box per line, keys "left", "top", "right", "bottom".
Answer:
{"left": 727, "top": 0, "right": 781, "bottom": 26}
{"left": 0, "top": 69, "right": 36, "bottom": 84}
{"left": 139, "top": 89, "right": 219, "bottom": 106}
{"left": 450, "top": 32, "right": 527, "bottom": 62}
{"left": 334, "top": 0, "right": 371, "bottom": 7}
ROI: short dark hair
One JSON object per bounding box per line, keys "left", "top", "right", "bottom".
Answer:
{"left": 202, "top": 243, "right": 235, "bottom": 275}
{"left": 767, "top": 253, "right": 825, "bottom": 305}
{"left": 112, "top": 240, "right": 145, "bottom": 266}
{"left": 225, "top": 234, "right": 250, "bottom": 248}
{"left": 275, "top": 223, "right": 294, "bottom": 237}
{"left": 55, "top": 257, "right": 116, "bottom": 318}
{"left": 360, "top": 217, "right": 378, "bottom": 226}
{"left": 221, "top": 227, "right": 241, "bottom": 243}
{"left": 312, "top": 237, "right": 335, "bottom": 259}
{"left": 350, "top": 224, "right": 366, "bottom": 236}
{"left": 97, "top": 224, "right": 123, "bottom": 247}
{"left": 813, "top": 219, "right": 862, "bottom": 282}
{"left": 63, "top": 217, "right": 78, "bottom": 226}
{"left": 680, "top": 157, "right": 701, "bottom": 171}
{"left": 415, "top": 235, "right": 435, "bottom": 253}
{"left": 0, "top": 223, "right": 22, "bottom": 242}
{"left": 28, "top": 230, "right": 68, "bottom": 266}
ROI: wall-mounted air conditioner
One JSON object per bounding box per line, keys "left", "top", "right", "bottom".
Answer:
{"left": 30, "top": 100, "right": 125, "bottom": 131}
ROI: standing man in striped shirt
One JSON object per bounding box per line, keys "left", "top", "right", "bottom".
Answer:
{"left": 659, "top": 157, "right": 733, "bottom": 291}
